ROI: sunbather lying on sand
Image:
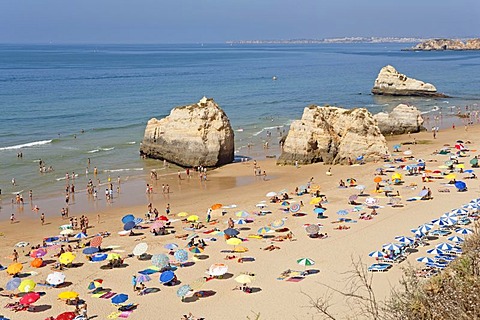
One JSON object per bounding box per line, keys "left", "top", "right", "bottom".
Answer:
{"left": 334, "top": 225, "right": 350, "bottom": 230}
{"left": 262, "top": 245, "right": 281, "bottom": 251}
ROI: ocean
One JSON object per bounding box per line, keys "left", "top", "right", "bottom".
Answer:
{"left": 1, "top": 43, "right": 479, "bottom": 200}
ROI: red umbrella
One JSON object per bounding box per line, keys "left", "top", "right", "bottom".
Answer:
{"left": 158, "top": 215, "right": 169, "bottom": 221}
{"left": 30, "top": 248, "right": 47, "bottom": 258}
{"left": 19, "top": 292, "right": 40, "bottom": 305}
{"left": 90, "top": 236, "right": 103, "bottom": 248}
{"left": 56, "top": 312, "right": 76, "bottom": 320}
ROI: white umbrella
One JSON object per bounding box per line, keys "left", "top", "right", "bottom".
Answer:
{"left": 447, "top": 236, "right": 464, "bottom": 243}
{"left": 60, "top": 229, "right": 73, "bottom": 235}
{"left": 427, "top": 248, "right": 444, "bottom": 255}
{"left": 417, "top": 257, "right": 435, "bottom": 264}
{"left": 394, "top": 236, "right": 414, "bottom": 244}
{"left": 208, "top": 263, "right": 228, "bottom": 276}
{"left": 365, "top": 197, "right": 377, "bottom": 206}
{"left": 46, "top": 272, "right": 66, "bottom": 286}
{"left": 132, "top": 242, "right": 148, "bottom": 256}
{"left": 266, "top": 192, "right": 277, "bottom": 197}
{"left": 451, "top": 208, "right": 468, "bottom": 216}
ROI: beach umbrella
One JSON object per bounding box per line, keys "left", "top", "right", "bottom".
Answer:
{"left": 89, "top": 236, "right": 103, "bottom": 248}
{"left": 419, "top": 189, "right": 428, "bottom": 198}
{"left": 395, "top": 236, "right": 414, "bottom": 244}
{"left": 456, "top": 164, "right": 465, "bottom": 169}
{"left": 464, "top": 169, "right": 474, "bottom": 174}
{"left": 187, "top": 215, "right": 199, "bottom": 222}
{"left": 55, "top": 312, "right": 77, "bottom": 320}
{"left": 365, "top": 197, "right": 377, "bottom": 206}
{"left": 106, "top": 253, "right": 121, "bottom": 261}
{"left": 337, "top": 209, "right": 349, "bottom": 216}
{"left": 31, "top": 258, "right": 43, "bottom": 268}
{"left": 271, "top": 219, "right": 285, "bottom": 229}
{"left": 208, "top": 263, "right": 228, "bottom": 276}
{"left": 417, "top": 257, "right": 435, "bottom": 264}
{"left": 30, "top": 248, "right": 47, "bottom": 258}
{"left": 297, "top": 258, "right": 315, "bottom": 267}
{"left": 427, "top": 248, "right": 445, "bottom": 255}
{"left": 442, "top": 216, "right": 458, "bottom": 225}
{"left": 310, "top": 197, "right": 322, "bottom": 205}
{"left": 150, "top": 221, "right": 165, "bottom": 231}
{"left": 189, "top": 246, "right": 204, "bottom": 254}
{"left": 60, "top": 229, "right": 73, "bottom": 236}
{"left": 177, "top": 284, "right": 192, "bottom": 298}
{"left": 19, "top": 292, "right": 40, "bottom": 306}
{"left": 174, "top": 249, "right": 188, "bottom": 262}
{"left": 133, "top": 242, "right": 148, "bottom": 256}
{"left": 346, "top": 178, "right": 356, "bottom": 184}
{"left": 313, "top": 207, "right": 325, "bottom": 214}
{"left": 448, "top": 236, "right": 464, "bottom": 243}
{"left": 45, "top": 237, "right": 59, "bottom": 243}
{"left": 431, "top": 218, "right": 449, "bottom": 226}
{"left": 151, "top": 254, "right": 170, "bottom": 268}
{"left": 455, "top": 181, "right": 467, "bottom": 190}
{"left": 226, "top": 238, "right": 242, "bottom": 246}
{"left": 58, "top": 291, "right": 79, "bottom": 300}
{"left": 257, "top": 226, "right": 272, "bottom": 234}
{"left": 234, "top": 274, "right": 255, "bottom": 284}
{"left": 6, "top": 263, "right": 23, "bottom": 275}
{"left": 82, "top": 247, "right": 99, "bottom": 255}
{"left": 158, "top": 215, "right": 169, "bottom": 221}
{"left": 211, "top": 203, "right": 223, "bottom": 210}
{"left": 177, "top": 212, "right": 188, "bottom": 217}
{"left": 373, "top": 176, "right": 382, "bottom": 183}
{"left": 18, "top": 279, "right": 36, "bottom": 293}
{"left": 348, "top": 194, "right": 358, "bottom": 202}
{"left": 235, "top": 211, "right": 249, "bottom": 218}
{"left": 235, "top": 219, "right": 247, "bottom": 225}
{"left": 393, "top": 144, "right": 401, "bottom": 151}
{"left": 133, "top": 217, "right": 144, "bottom": 225}
{"left": 164, "top": 243, "right": 178, "bottom": 250}
{"left": 46, "top": 272, "right": 66, "bottom": 286}
{"left": 123, "top": 221, "right": 136, "bottom": 231}
{"left": 451, "top": 208, "right": 468, "bottom": 216}
{"left": 391, "top": 173, "right": 402, "bottom": 181}
{"left": 87, "top": 279, "right": 103, "bottom": 290}
{"left": 403, "top": 150, "right": 412, "bottom": 155}
{"left": 305, "top": 224, "right": 320, "bottom": 234}
{"left": 281, "top": 201, "right": 290, "bottom": 206}
{"left": 470, "top": 157, "right": 479, "bottom": 166}
{"left": 456, "top": 228, "right": 473, "bottom": 235}
{"left": 73, "top": 232, "right": 88, "bottom": 239}
{"left": 121, "top": 214, "right": 135, "bottom": 224}
{"left": 369, "top": 251, "right": 385, "bottom": 258}
{"left": 266, "top": 191, "right": 277, "bottom": 197}
{"left": 111, "top": 293, "right": 128, "bottom": 305}
{"left": 91, "top": 253, "right": 108, "bottom": 262}
{"left": 14, "top": 241, "right": 29, "bottom": 248}
{"left": 159, "top": 270, "right": 175, "bottom": 283}
{"left": 418, "top": 223, "right": 434, "bottom": 234}
{"left": 136, "top": 274, "right": 151, "bottom": 283}
{"left": 6, "top": 277, "right": 21, "bottom": 291}
{"left": 464, "top": 203, "right": 478, "bottom": 210}
{"left": 59, "top": 252, "right": 76, "bottom": 265}
{"left": 224, "top": 228, "right": 239, "bottom": 237}
{"left": 289, "top": 203, "right": 301, "bottom": 213}
{"left": 382, "top": 243, "right": 401, "bottom": 251}
{"left": 436, "top": 243, "right": 454, "bottom": 251}
{"left": 189, "top": 277, "right": 206, "bottom": 291}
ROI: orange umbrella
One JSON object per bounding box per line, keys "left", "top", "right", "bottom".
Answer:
{"left": 211, "top": 203, "right": 223, "bottom": 210}
{"left": 373, "top": 176, "right": 382, "bottom": 183}
{"left": 31, "top": 258, "right": 43, "bottom": 268}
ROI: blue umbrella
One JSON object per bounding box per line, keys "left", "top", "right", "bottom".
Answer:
{"left": 417, "top": 257, "right": 435, "bottom": 264}
{"left": 74, "top": 232, "right": 88, "bottom": 239}
{"left": 224, "top": 228, "right": 239, "bottom": 237}
{"left": 176, "top": 284, "right": 191, "bottom": 298}
{"left": 174, "top": 249, "right": 188, "bottom": 262}
{"left": 383, "top": 243, "right": 401, "bottom": 251}
{"left": 82, "top": 247, "right": 99, "bottom": 255}
{"left": 337, "top": 209, "right": 349, "bottom": 216}
{"left": 456, "top": 228, "right": 473, "bottom": 235}
{"left": 431, "top": 218, "right": 448, "bottom": 226}
{"left": 133, "top": 217, "right": 143, "bottom": 225}
{"left": 111, "top": 293, "right": 128, "bottom": 304}
{"left": 159, "top": 271, "right": 175, "bottom": 283}
{"left": 455, "top": 181, "right": 467, "bottom": 190}
{"left": 121, "top": 214, "right": 135, "bottom": 224}
{"left": 45, "top": 237, "right": 59, "bottom": 243}
{"left": 368, "top": 251, "right": 385, "bottom": 258}
{"left": 314, "top": 208, "right": 325, "bottom": 214}
{"left": 91, "top": 253, "right": 108, "bottom": 262}
{"left": 395, "top": 236, "right": 414, "bottom": 244}
{"left": 6, "top": 277, "right": 21, "bottom": 291}
{"left": 427, "top": 248, "right": 444, "bottom": 255}
{"left": 464, "top": 169, "right": 474, "bottom": 173}
{"left": 448, "top": 236, "right": 464, "bottom": 243}
{"left": 123, "top": 221, "right": 135, "bottom": 231}
{"left": 164, "top": 243, "right": 178, "bottom": 250}
{"left": 151, "top": 254, "right": 170, "bottom": 268}
{"left": 436, "top": 242, "right": 454, "bottom": 251}
{"left": 356, "top": 155, "right": 364, "bottom": 161}
{"left": 393, "top": 144, "right": 401, "bottom": 150}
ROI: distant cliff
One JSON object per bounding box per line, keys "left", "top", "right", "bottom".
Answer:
{"left": 406, "top": 38, "right": 480, "bottom": 51}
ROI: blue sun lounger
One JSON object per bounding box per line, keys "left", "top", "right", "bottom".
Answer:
{"left": 368, "top": 263, "right": 392, "bottom": 272}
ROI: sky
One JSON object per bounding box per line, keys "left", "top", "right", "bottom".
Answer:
{"left": 1, "top": 0, "right": 479, "bottom": 43}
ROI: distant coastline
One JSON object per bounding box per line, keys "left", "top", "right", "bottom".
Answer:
{"left": 226, "top": 37, "right": 428, "bottom": 44}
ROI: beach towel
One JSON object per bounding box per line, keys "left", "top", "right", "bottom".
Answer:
{"left": 100, "top": 291, "right": 116, "bottom": 299}
{"left": 91, "top": 291, "right": 108, "bottom": 298}
{"left": 286, "top": 276, "right": 305, "bottom": 282}
{"left": 107, "top": 311, "right": 121, "bottom": 319}
{"left": 118, "top": 311, "right": 133, "bottom": 318}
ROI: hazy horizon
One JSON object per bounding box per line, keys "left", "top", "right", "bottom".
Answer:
{"left": 1, "top": 0, "right": 479, "bottom": 44}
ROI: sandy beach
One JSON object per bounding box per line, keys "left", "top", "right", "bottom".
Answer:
{"left": 1, "top": 123, "right": 479, "bottom": 320}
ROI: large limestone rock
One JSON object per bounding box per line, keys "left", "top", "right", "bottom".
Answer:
{"left": 408, "top": 38, "right": 480, "bottom": 51}
{"left": 372, "top": 65, "right": 447, "bottom": 97}
{"left": 277, "top": 105, "right": 388, "bottom": 165}
{"left": 373, "top": 104, "right": 425, "bottom": 135}
{"left": 140, "top": 97, "right": 234, "bottom": 167}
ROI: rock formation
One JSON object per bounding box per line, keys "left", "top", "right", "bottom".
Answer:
{"left": 277, "top": 105, "right": 388, "bottom": 165}
{"left": 140, "top": 97, "right": 234, "bottom": 167}
{"left": 373, "top": 104, "right": 425, "bottom": 135}
{"left": 407, "top": 38, "right": 480, "bottom": 51}
{"left": 372, "top": 65, "right": 447, "bottom": 97}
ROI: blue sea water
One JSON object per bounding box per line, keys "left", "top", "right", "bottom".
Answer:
{"left": 1, "top": 43, "right": 479, "bottom": 199}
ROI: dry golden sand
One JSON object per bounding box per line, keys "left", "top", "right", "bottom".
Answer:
{"left": 1, "top": 125, "right": 479, "bottom": 320}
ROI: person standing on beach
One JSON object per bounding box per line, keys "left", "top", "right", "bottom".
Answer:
{"left": 132, "top": 275, "right": 137, "bottom": 292}
{"left": 41, "top": 212, "right": 45, "bottom": 225}
{"left": 263, "top": 171, "right": 267, "bottom": 181}
{"left": 10, "top": 213, "right": 16, "bottom": 224}
{"left": 29, "top": 190, "right": 33, "bottom": 202}
{"left": 11, "top": 178, "right": 15, "bottom": 186}
{"left": 12, "top": 249, "right": 18, "bottom": 263}
{"left": 166, "top": 203, "right": 170, "bottom": 216}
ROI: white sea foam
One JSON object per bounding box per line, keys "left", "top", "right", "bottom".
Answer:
{"left": 253, "top": 126, "right": 279, "bottom": 136}
{"left": 103, "top": 168, "right": 144, "bottom": 173}
{"left": 88, "top": 149, "right": 100, "bottom": 153}
{"left": 0, "top": 139, "right": 52, "bottom": 151}
{"left": 126, "top": 141, "right": 136, "bottom": 145}
{"left": 100, "top": 147, "right": 114, "bottom": 151}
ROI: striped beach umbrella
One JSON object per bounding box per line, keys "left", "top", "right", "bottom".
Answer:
{"left": 417, "top": 257, "right": 435, "bottom": 264}
{"left": 418, "top": 224, "right": 433, "bottom": 234}
{"left": 235, "top": 219, "right": 247, "bottom": 225}
{"left": 164, "top": 243, "right": 178, "bottom": 250}
{"left": 297, "top": 258, "right": 315, "bottom": 267}
{"left": 235, "top": 211, "right": 249, "bottom": 218}
{"left": 258, "top": 226, "right": 272, "bottom": 234}
{"left": 436, "top": 242, "right": 454, "bottom": 251}
{"left": 382, "top": 243, "right": 401, "bottom": 251}
{"left": 133, "top": 217, "right": 143, "bottom": 225}
{"left": 447, "top": 236, "right": 464, "bottom": 243}
{"left": 456, "top": 228, "right": 473, "bottom": 235}
{"left": 431, "top": 219, "right": 449, "bottom": 226}
{"left": 451, "top": 208, "right": 468, "bottom": 216}
{"left": 368, "top": 251, "right": 385, "bottom": 258}
{"left": 74, "top": 232, "right": 88, "bottom": 239}
{"left": 427, "top": 248, "right": 444, "bottom": 255}
{"left": 394, "top": 236, "right": 414, "bottom": 244}
{"left": 289, "top": 203, "right": 301, "bottom": 213}
{"left": 151, "top": 254, "right": 170, "bottom": 268}
{"left": 271, "top": 219, "right": 285, "bottom": 229}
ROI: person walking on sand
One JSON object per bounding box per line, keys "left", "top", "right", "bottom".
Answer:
{"left": 13, "top": 249, "right": 18, "bottom": 263}
{"left": 262, "top": 170, "right": 267, "bottom": 181}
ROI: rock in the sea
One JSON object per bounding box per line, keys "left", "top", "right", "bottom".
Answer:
{"left": 277, "top": 105, "right": 388, "bottom": 165}
{"left": 373, "top": 104, "right": 425, "bottom": 135}
{"left": 408, "top": 38, "right": 480, "bottom": 51}
{"left": 372, "top": 65, "right": 447, "bottom": 97}
{"left": 140, "top": 97, "right": 234, "bottom": 167}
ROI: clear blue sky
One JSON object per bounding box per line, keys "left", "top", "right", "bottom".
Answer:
{"left": 1, "top": 0, "right": 479, "bottom": 43}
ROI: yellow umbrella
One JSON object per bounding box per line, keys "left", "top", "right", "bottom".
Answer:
{"left": 391, "top": 173, "right": 402, "bottom": 181}
{"left": 309, "top": 197, "right": 321, "bottom": 205}
{"left": 58, "top": 291, "right": 79, "bottom": 300}
{"left": 446, "top": 173, "right": 456, "bottom": 180}
{"left": 58, "top": 252, "right": 76, "bottom": 265}
{"left": 177, "top": 212, "right": 188, "bottom": 217}
{"left": 107, "top": 253, "right": 121, "bottom": 261}
{"left": 226, "top": 238, "right": 242, "bottom": 246}
{"left": 233, "top": 246, "right": 249, "bottom": 253}
{"left": 455, "top": 164, "right": 465, "bottom": 169}
{"left": 187, "top": 215, "right": 199, "bottom": 222}
{"left": 18, "top": 279, "right": 36, "bottom": 293}
{"left": 234, "top": 274, "right": 254, "bottom": 284}
{"left": 6, "top": 263, "right": 23, "bottom": 275}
